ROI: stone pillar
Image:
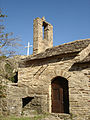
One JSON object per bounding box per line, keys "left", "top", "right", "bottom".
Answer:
{"left": 33, "top": 17, "right": 53, "bottom": 55}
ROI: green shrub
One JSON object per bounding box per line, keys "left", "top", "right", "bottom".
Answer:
{"left": 5, "top": 63, "right": 16, "bottom": 83}
{"left": 0, "top": 56, "right": 6, "bottom": 60}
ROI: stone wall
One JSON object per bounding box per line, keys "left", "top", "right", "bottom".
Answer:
{"left": 0, "top": 83, "right": 48, "bottom": 116}
{"left": 1, "top": 52, "right": 89, "bottom": 119}
{"left": 33, "top": 17, "right": 53, "bottom": 55}
{"left": 18, "top": 54, "right": 90, "bottom": 119}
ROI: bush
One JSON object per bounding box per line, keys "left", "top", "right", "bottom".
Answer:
{"left": 5, "top": 63, "right": 17, "bottom": 83}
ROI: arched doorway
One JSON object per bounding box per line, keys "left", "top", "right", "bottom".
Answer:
{"left": 51, "top": 76, "right": 69, "bottom": 113}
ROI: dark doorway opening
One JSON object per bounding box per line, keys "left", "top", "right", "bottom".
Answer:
{"left": 51, "top": 76, "right": 69, "bottom": 113}
{"left": 22, "top": 97, "right": 34, "bottom": 108}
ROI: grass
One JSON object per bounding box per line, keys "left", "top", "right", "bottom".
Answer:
{"left": 0, "top": 116, "right": 30, "bottom": 120}
{"left": 0, "top": 114, "right": 48, "bottom": 120}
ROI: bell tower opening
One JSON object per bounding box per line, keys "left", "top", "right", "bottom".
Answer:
{"left": 42, "top": 21, "right": 48, "bottom": 40}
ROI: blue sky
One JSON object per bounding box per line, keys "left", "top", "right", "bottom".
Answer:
{"left": 1, "top": 0, "right": 90, "bottom": 55}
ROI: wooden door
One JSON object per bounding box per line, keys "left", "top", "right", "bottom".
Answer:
{"left": 52, "top": 80, "right": 64, "bottom": 113}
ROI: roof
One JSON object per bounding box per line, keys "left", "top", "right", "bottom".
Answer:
{"left": 78, "top": 54, "right": 90, "bottom": 63}
{"left": 20, "top": 39, "right": 90, "bottom": 63}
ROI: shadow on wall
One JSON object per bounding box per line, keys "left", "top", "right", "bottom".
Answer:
{"left": 69, "top": 62, "right": 90, "bottom": 71}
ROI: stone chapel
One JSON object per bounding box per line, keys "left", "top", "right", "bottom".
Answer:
{"left": 1, "top": 17, "right": 90, "bottom": 119}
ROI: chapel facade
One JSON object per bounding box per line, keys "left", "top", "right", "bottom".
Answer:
{"left": 1, "top": 17, "right": 90, "bottom": 120}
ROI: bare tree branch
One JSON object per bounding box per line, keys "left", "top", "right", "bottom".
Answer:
{"left": 0, "top": 9, "right": 22, "bottom": 56}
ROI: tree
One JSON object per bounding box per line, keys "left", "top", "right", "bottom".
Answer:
{"left": 0, "top": 8, "right": 21, "bottom": 57}
{"left": 0, "top": 8, "right": 21, "bottom": 98}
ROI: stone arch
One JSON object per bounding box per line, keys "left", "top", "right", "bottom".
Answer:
{"left": 48, "top": 69, "right": 71, "bottom": 113}
{"left": 48, "top": 69, "right": 71, "bottom": 82}
{"left": 51, "top": 76, "right": 69, "bottom": 113}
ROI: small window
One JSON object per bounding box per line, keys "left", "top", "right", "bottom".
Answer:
{"left": 22, "top": 97, "right": 34, "bottom": 108}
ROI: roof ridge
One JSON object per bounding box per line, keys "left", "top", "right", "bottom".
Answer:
{"left": 53, "top": 38, "right": 90, "bottom": 49}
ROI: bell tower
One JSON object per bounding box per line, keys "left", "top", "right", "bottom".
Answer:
{"left": 33, "top": 17, "right": 53, "bottom": 55}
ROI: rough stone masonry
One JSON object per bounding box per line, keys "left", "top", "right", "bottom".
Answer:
{"left": 0, "top": 17, "right": 90, "bottom": 120}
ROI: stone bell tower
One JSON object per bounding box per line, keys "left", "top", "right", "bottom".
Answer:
{"left": 33, "top": 17, "right": 53, "bottom": 55}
